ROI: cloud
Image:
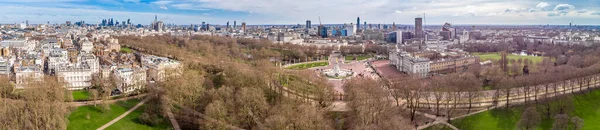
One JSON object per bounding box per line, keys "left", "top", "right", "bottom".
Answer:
{"left": 123, "top": 0, "right": 139, "bottom": 3}
{"left": 152, "top": 0, "right": 172, "bottom": 5}
{"left": 394, "top": 10, "right": 402, "bottom": 14}
{"left": 159, "top": 5, "right": 168, "bottom": 10}
{"left": 536, "top": 2, "right": 550, "bottom": 9}
{"left": 547, "top": 13, "right": 559, "bottom": 17}
{"left": 592, "top": 12, "right": 600, "bottom": 16}
{"left": 505, "top": 8, "right": 527, "bottom": 13}
{"left": 0, "top": 5, "right": 216, "bottom": 24}
{"left": 172, "top": 3, "right": 208, "bottom": 10}
{"left": 554, "top": 4, "right": 575, "bottom": 11}
{"left": 576, "top": 9, "right": 588, "bottom": 14}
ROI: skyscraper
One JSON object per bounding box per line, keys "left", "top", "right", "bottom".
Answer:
{"left": 241, "top": 22, "right": 246, "bottom": 32}
{"left": 415, "top": 17, "right": 423, "bottom": 39}
{"left": 234, "top": 21, "right": 237, "bottom": 29}
{"left": 226, "top": 21, "right": 230, "bottom": 30}
{"left": 356, "top": 17, "right": 360, "bottom": 30}
{"left": 306, "top": 20, "right": 311, "bottom": 29}
{"left": 364, "top": 21, "right": 367, "bottom": 30}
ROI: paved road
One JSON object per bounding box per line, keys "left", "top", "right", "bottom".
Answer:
{"left": 69, "top": 94, "right": 147, "bottom": 107}
{"left": 96, "top": 97, "right": 150, "bottom": 130}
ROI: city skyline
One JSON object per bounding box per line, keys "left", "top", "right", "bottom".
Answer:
{"left": 0, "top": 0, "right": 600, "bottom": 25}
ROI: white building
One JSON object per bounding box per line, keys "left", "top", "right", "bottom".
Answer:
{"left": 113, "top": 67, "right": 147, "bottom": 93}
{"left": 141, "top": 55, "right": 182, "bottom": 82}
{"left": 47, "top": 48, "right": 69, "bottom": 74}
{"left": 79, "top": 53, "right": 100, "bottom": 74}
{"left": 346, "top": 24, "right": 357, "bottom": 36}
{"left": 56, "top": 66, "right": 93, "bottom": 90}
{"left": 80, "top": 40, "right": 94, "bottom": 53}
{"left": 15, "top": 65, "right": 44, "bottom": 88}
{"left": 389, "top": 50, "right": 430, "bottom": 78}
{"left": 0, "top": 57, "right": 15, "bottom": 75}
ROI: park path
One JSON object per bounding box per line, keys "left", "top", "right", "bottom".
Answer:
{"left": 69, "top": 94, "right": 147, "bottom": 107}
{"left": 165, "top": 106, "right": 181, "bottom": 130}
{"left": 96, "top": 97, "right": 150, "bottom": 130}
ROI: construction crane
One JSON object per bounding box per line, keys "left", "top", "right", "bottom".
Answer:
{"left": 318, "top": 16, "right": 322, "bottom": 26}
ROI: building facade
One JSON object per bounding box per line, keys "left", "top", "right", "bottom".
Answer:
{"left": 390, "top": 50, "right": 430, "bottom": 78}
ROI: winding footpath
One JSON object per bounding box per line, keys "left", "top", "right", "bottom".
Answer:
{"left": 96, "top": 97, "right": 150, "bottom": 130}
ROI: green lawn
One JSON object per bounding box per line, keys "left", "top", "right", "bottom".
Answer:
{"left": 105, "top": 105, "right": 172, "bottom": 130}
{"left": 121, "top": 47, "right": 133, "bottom": 53}
{"left": 73, "top": 90, "right": 90, "bottom": 101}
{"left": 474, "top": 53, "right": 544, "bottom": 65}
{"left": 452, "top": 88, "right": 600, "bottom": 130}
{"left": 68, "top": 99, "right": 141, "bottom": 130}
{"left": 344, "top": 55, "right": 372, "bottom": 61}
{"left": 286, "top": 61, "right": 328, "bottom": 70}
{"left": 278, "top": 74, "right": 320, "bottom": 95}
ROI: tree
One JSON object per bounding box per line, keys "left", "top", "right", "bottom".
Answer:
{"left": 345, "top": 78, "right": 413, "bottom": 130}
{"left": 89, "top": 89, "right": 98, "bottom": 106}
{"left": 568, "top": 55, "right": 584, "bottom": 68}
{"left": 551, "top": 114, "right": 570, "bottom": 130}
{"left": 571, "top": 116, "right": 584, "bottom": 130}
{"left": 516, "top": 106, "right": 541, "bottom": 130}
{"left": 556, "top": 55, "right": 568, "bottom": 65}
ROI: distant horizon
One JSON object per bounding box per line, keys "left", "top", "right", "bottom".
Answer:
{"left": 1, "top": 0, "right": 600, "bottom": 25}
{"left": 3, "top": 22, "right": 600, "bottom": 27}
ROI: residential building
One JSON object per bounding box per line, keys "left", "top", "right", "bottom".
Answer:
{"left": 56, "top": 66, "right": 93, "bottom": 90}
{"left": 15, "top": 65, "right": 44, "bottom": 88}
{"left": 141, "top": 55, "right": 182, "bottom": 82}
{"left": 113, "top": 67, "right": 146, "bottom": 93}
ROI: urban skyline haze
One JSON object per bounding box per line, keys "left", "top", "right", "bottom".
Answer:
{"left": 1, "top": 0, "right": 600, "bottom": 25}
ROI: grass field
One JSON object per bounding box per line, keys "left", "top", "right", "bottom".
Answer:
{"left": 278, "top": 74, "right": 320, "bottom": 95}
{"left": 286, "top": 61, "right": 328, "bottom": 70}
{"left": 72, "top": 90, "right": 90, "bottom": 101}
{"left": 474, "top": 53, "right": 544, "bottom": 65}
{"left": 105, "top": 105, "right": 172, "bottom": 130}
{"left": 344, "top": 55, "right": 372, "bottom": 61}
{"left": 451, "top": 88, "right": 600, "bottom": 130}
{"left": 121, "top": 47, "right": 133, "bottom": 53}
{"left": 68, "top": 99, "right": 141, "bottom": 130}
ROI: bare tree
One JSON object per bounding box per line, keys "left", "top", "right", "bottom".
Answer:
{"left": 516, "top": 106, "right": 541, "bottom": 130}
{"left": 551, "top": 114, "right": 570, "bottom": 130}
{"left": 571, "top": 116, "right": 584, "bottom": 130}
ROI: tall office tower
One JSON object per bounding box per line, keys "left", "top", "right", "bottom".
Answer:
{"left": 241, "top": 22, "right": 246, "bottom": 32}
{"left": 356, "top": 17, "right": 360, "bottom": 30}
{"left": 226, "top": 21, "right": 230, "bottom": 29}
{"left": 234, "top": 21, "right": 237, "bottom": 29}
{"left": 415, "top": 17, "right": 423, "bottom": 39}
{"left": 364, "top": 21, "right": 367, "bottom": 29}
{"left": 306, "top": 20, "right": 311, "bottom": 29}
{"left": 319, "top": 25, "right": 328, "bottom": 38}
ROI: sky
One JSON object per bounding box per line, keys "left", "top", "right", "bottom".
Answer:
{"left": 0, "top": 0, "right": 599, "bottom": 25}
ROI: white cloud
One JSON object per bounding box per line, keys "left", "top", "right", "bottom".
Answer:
{"left": 592, "top": 12, "right": 600, "bottom": 16}
{"left": 554, "top": 4, "right": 575, "bottom": 11}
{"left": 0, "top": 5, "right": 215, "bottom": 24}
{"left": 123, "top": 0, "right": 139, "bottom": 3}
{"left": 172, "top": 3, "right": 208, "bottom": 10}
{"left": 536, "top": 2, "right": 550, "bottom": 9}
{"left": 159, "top": 5, "right": 168, "bottom": 10}
{"left": 394, "top": 10, "right": 402, "bottom": 14}
{"left": 152, "top": 0, "right": 172, "bottom": 5}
